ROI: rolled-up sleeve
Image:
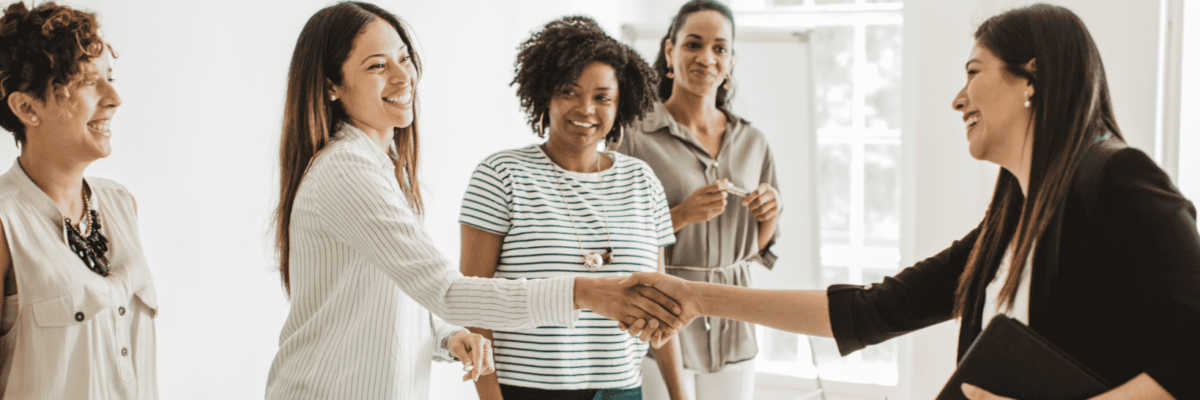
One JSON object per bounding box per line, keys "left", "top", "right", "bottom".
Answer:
{"left": 307, "top": 150, "right": 580, "bottom": 331}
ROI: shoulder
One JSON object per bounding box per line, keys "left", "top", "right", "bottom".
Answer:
{"left": 612, "top": 152, "right": 662, "bottom": 186}
{"left": 85, "top": 176, "right": 135, "bottom": 203}
{"left": 1074, "top": 140, "right": 1177, "bottom": 208}
{"left": 476, "top": 146, "right": 546, "bottom": 178}
{"left": 725, "top": 110, "right": 771, "bottom": 150}
{"left": 307, "top": 138, "right": 378, "bottom": 177}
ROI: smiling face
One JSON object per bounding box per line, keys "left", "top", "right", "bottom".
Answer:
{"left": 28, "top": 49, "right": 121, "bottom": 160}
{"left": 545, "top": 61, "right": 619, "bottom": 151}
{"left": 665, "top": 10, "right": 733, "bottom": 98}
{"left": 952, "top": 42, "right": 1034, "bottom": 166}
{"left": 333, "top": 18, "right": 415, "bottom": 137}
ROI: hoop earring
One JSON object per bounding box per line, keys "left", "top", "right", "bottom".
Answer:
{"left": 666, "top": 65, "right": 675, "bottom": 80}
{"left": 1023, "top": 91, "right": 1030, "bottom": 108}
{"left": 723, "top": 79, "right": 731, "bottom": 90}
{"left": 534, "top": 112, "right": 547, "bottom": 137}
{"left": 607, "top": 125, "right": 625, "bottom": 150}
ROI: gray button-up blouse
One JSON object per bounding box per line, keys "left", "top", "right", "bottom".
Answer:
{"left": 617, "top": 102, "right": 780, "bottom": 373}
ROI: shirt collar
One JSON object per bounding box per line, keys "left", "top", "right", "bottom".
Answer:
{"left": 3, "top": 159, "right": 74, "bottom": 223}
{"left": 638, "top": 102, "right": 749, "bottom": 142}
{"left": 339, "top": 123, "right": 396, "bottom": 169}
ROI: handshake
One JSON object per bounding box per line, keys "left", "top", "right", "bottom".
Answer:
{"left": 573, "top": 272, "right": 703, "bottom": 348}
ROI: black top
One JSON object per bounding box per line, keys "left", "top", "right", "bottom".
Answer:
{"left": 827, "top": 140, "right": 1200, "bottom": 398}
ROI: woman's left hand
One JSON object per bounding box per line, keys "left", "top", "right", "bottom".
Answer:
{"left": 448, "top": 331, "right": 494, "bottom": 382}
{"left": 741, "top": 183, "right": 780, "bottom": 222}
{"left": 962, "top": 383, "right": 1015, "bottom": 400}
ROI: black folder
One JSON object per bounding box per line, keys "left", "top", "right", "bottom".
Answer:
{"left": 936, "top": 315, "right": 1111, "bottom": 400}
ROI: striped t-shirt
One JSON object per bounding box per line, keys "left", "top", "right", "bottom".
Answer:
{"left": 459, "top": 145, "right": 676, "bottom": 390}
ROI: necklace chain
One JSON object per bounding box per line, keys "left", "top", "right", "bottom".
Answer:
{"left": 544, "top": 147, "right": 614, "bottom": 268}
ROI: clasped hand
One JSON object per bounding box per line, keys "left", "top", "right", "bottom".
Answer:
{"left": 576, "top": 274, "right": 704, "bottom": 348}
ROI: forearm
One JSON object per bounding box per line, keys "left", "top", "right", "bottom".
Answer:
{"left": 757, "top": 217, "right": 777, "bottom": 252}
{"left": 670, "top": 206, "right": 690, "bottom": 233}
{"left": 469, "top": 327, "right": 504, "bottom": 400}
{"left": 650, "top": 335, "right": 687, "bottom": 400}
{"left": 1089, "top": 373, "right": 1173, "bottom": 400}
{"left": 694, "top": 282, "right": 833, "bottom": 337}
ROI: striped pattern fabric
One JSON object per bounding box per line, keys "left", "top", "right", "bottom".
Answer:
{"left": 459, "top": 145, "right": 675, "bottom": 390}
{"left": 265, "top": 125, "right": 580, "bottom": 400}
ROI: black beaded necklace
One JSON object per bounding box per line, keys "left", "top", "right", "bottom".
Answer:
{"left": 64, "top": 181, "right": 110, "bottom": 277}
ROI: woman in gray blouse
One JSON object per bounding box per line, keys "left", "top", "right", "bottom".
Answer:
{"left": 616, "top": 1, "right": 780, "bottom": 399}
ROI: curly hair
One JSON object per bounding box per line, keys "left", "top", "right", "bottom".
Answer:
{"left": 0, "top": 1, "right": 111, "bottom": 146}
{"left": 512, "top": 16, "right": 658, "bottom": 140}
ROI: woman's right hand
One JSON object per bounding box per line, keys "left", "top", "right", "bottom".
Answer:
{"left": 671, "top": 179, "right": 731, "bottom": 232}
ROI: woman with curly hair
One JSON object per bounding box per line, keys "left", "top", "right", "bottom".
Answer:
{"left": 615, "top": 2, "right": 779, "bottom": 399}
{"left": 0, "top": 2, "right": 158, "bottom": 399}
{"left": 458, "top": 16, "right": 685, "bottom": 400}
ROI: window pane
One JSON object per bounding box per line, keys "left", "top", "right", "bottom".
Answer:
{"left": 813, "top": 26, "right": 855, "bottom": 130}
{"left": 818, "top": 143, "right": 852, "bottom": 239}
{"left": 865, "top": 24, "right": 903, "bottom": 130}
{"left": 864, "top": 142, "right": 900, "bottom": 248}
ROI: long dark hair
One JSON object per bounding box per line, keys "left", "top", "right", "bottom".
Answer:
{"left": 952, "top": 3, "right": 1123, "bottom": 317}
{"left": 653, "top": 0, "right": 735, "bottom": 108}
{"left": 275, "top": 1, "right": 423, "bottom": 295}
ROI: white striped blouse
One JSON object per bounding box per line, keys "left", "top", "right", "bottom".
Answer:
{"left": 459, "top": 146, "right": 675, "bottom": 390}
{"left": 265, "top": 125, "right": 580, "bottom": 400}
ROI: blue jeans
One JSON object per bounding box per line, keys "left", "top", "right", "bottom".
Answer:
{"left": 498, "top": 384, "right": 642, "bottom": 400}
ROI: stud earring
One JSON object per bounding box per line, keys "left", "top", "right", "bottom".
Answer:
{"left": 331, "top": 94, "right": 337, "bottom": 102}
{"left": 30, "top": 116, "right": 38, "bottom": 123}
{"left": 1023, "top": 91, "right": 1030, "bottom": 108}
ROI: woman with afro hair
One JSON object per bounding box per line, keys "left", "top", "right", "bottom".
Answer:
{"left": 458, "top": 16, "right": 687, "bottom": 400}
{"left": 0, "top": 2, "right": 159, "bottom": 399}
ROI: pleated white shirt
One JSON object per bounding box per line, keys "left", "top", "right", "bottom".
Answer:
{"left": 265, "top": 124, "right": 579, "bottom": 400}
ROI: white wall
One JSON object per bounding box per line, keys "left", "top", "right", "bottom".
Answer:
{"left": 1179, "top": 0, "right": 1200, "bottom": 202}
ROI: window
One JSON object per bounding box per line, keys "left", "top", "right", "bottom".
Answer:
{"left": 733, "top": 0, "right": 903, "bottom": 387}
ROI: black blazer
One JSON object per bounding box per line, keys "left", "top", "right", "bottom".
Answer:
{"left": 827, "top": 140, "right": 1200, "bottom": 398}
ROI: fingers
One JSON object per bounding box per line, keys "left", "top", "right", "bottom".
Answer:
{"left": 476, "top": 337, "right": 495, "bottom": 376}
{"left": 637, "top": 319, "right": 660, "bottom": 343}
{"left": 630, "top": 292, "right": 684, "bottom": 330}
{"left": 635, "top": 285, "right": 682, "bottom": 315}
{"left": 626, "top": 318, "right": 647, "bottom": 337}
{"left": 960, "top": 383, "right": 1008, "bottom": 400}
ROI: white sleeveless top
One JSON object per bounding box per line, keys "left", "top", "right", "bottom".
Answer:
{"left": 0, "top": 160, "right": 158, "bottom": 400}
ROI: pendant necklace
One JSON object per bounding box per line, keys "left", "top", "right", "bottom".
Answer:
{"left": 546, "top": 147, "right": 613, "bottom": 270}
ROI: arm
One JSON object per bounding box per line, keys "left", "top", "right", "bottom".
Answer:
{"left": 312, "top": 153, "right": 684, "bottom": 336}
{"left": 630, "top": 227, "right": 981, "bottom": 352}
{"left": 650, "top": 248, "right": 688, "bottom": 400}
{"left": 459, "top": 224, "right": 506, "bottom": 400}
{"left": 1092, "top": 149, "right": 1200, "bottom": 398}
{"left": 749, "top": 146, "right": 780, "bottom": 254}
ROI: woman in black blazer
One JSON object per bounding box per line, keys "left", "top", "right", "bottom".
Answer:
{"left": 623, "top": 4, "right": 1199, "bottom": 399}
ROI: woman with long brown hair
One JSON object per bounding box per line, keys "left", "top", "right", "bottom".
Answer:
{"left": 625, "top": 3, "right": 1200, "bottom": 399}
{"left": 0, "top": 2, "right": 159, "bottom": 398}
{"left": 265, "top": 3, "right": 686, "bottom": 399}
